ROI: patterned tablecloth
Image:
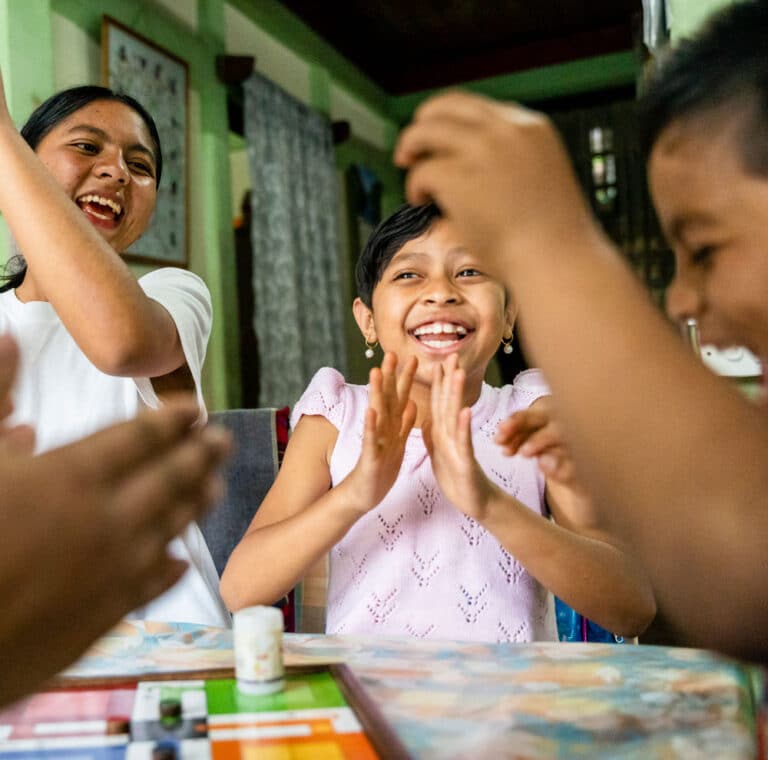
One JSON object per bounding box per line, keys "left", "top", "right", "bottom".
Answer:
{"left": 64, "top": 621, "right": 760, "bottom": 759}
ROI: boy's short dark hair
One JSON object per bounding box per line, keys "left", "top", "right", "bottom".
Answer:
{"left": 355, "top": 202, "right": 441, "bottom": 307}
{"left": 639, "top": 0, "right": 768, "bottom": 176}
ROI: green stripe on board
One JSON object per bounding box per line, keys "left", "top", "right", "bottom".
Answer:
{"left": 205, "top": 673, "right": 347, "bottom": 714}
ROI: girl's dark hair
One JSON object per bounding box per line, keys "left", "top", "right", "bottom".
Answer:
{"left": 2, "top": 86, "right": 163, "bottom": 292}
{"left": 355, "top": 202, "right": 441, "bottom": 307}
{"left": 639, "top": 0, "right": 768, "bottom": 176}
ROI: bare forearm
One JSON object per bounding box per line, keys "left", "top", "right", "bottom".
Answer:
{"left": 503, "top": 233, "right": 768, "bottom": 656}
{"left": 220, "top": 479, "right": 364, "bottom": 611}
{"left": 480, "top": 488, "right": 656, "bottom": 636}
{"left": 0, "top": 122, "right": 180, "bottom": 375}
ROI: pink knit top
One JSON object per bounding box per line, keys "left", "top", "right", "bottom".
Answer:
{"left": 291, "top": 367, "right": 557, "bottom": 643}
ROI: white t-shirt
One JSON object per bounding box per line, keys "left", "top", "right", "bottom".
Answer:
{"left": 0, "top": 267, "right": 230, "bottom": 628}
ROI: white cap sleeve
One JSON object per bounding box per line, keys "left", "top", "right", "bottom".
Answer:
{"left": 133, "top": 267, "right": 212, "bottom": 422}
{"left": 512, "top": 368, "right": 551, "bottom": 408}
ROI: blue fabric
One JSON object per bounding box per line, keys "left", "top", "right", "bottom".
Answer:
{"left": 555, "top": 597, "right": 627, "bottom": 644}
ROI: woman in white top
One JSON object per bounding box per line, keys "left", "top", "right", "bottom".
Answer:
{"left": 0, "top": 68, "right": 228, "bottom": 627}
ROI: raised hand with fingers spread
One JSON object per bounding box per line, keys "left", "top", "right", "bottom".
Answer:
{"left": 423, "top": 353, "right": 496, "bottom": 520}
{"left": 345, "top": 352, "right": 418, "bottom": 513}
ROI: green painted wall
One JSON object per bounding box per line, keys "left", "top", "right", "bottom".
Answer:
{"left": 0, "top": 0, "right": 55, "bottom": 264}
{"left": 387, "top": 51, "right": 640, "bottom": 126}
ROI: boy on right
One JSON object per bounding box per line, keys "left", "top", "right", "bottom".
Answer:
{"left": 395, "top": 0, "right": 768, "bottom": 662}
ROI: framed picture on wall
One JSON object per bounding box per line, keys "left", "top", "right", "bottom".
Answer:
{"left": 101, "top": 16, "right": 188, "bottom": 267}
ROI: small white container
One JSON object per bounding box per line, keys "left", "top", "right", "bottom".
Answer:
{"left": 233, "top": 605, "right": 285, "bottom": 695}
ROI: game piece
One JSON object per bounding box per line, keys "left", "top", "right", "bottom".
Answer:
{"left": 106, "top": 716, "right": 131, "bottom": 735}
{"left": 159, "top": 699, "right": 182, "bottom": 719}
{"left": 159, "top": 698, "right": 182, "bottom": 728}
{"left": 233, "top": 605, "right": 285, "bottom": 694}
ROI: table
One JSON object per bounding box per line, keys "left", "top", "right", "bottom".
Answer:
{"left": 45, "top": 622, "right": 765, "bottom": 758}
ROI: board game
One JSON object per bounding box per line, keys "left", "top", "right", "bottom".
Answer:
{"left": 0, "top": 667, "right": 408, "bottom": 760}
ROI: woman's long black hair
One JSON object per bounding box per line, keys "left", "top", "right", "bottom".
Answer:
{"left": 0, "top": 86, "right": 163, "bottom": 292}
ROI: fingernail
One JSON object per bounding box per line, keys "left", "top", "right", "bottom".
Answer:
{"left": 520, "top": 443, "right": 533, "bottom": 456}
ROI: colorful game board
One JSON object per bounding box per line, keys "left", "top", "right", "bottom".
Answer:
{"left": 0, "top": 668, "right": 402, "bottom": 760}
{"left": 27, "top": 623, "right": 760, "bottom": 758}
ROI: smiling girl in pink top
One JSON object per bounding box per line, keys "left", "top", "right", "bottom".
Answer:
{"left": 221, "top": 203, "right": 655, "bottom": 642}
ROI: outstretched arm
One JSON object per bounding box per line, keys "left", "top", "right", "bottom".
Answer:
{"left": 0, "top": 66, "right": 183, "bottom": 378}
{"left": 425, "top": 354, "right": 655, "bottom": 637}
{"left": 0, "top": 334, "right": 231, "bottom": 706}
{"left": 396, "top": 91, "right": 768, "bottom": 660}
{"left": 220, "top": 354, "right": 417, "bottom": 611}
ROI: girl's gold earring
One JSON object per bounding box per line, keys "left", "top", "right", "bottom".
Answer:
{"left": 501, "top": 336, "right": 514, "bottom": 355}
{"left": 364, "top": 339, "right": 378, "bottom": 359}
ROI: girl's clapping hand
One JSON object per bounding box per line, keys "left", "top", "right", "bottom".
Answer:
{"left": 423, "top": 353, "right": 497, "bottom": 520}
{"left": 347, "top": 352, "right": 417, "bottom": 513}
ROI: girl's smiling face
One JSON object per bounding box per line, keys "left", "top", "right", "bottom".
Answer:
{"left": 353, "top": 218, "right": 514, "bottom": 401}
{"left": 33, "top": 99, "right": 158, "bottom": 254}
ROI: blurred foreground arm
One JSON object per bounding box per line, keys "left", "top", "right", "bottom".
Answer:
{"left": 0, "top": 334, "right": 230, "bottom": 705}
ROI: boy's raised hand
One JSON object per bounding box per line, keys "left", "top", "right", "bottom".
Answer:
{"left": 393, "top": 91, "right": 599, "bottom": 276}
{"left": 349, "top": 352, "right": 417, "bottom": 513}
{"left": 495, "top": 396, "right": 579, "bottom": 488}
{"left": 423, "top": 353, "right": 497, "bottom": 520}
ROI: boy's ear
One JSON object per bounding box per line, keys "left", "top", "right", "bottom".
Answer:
{"left": 352, "top": 298, "right": 376, "bottom": 342}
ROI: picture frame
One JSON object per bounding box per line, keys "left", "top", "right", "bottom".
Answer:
{"left": 101, "top": 16, "right": 188, "bottom": 267}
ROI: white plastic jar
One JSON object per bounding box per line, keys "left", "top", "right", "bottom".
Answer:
{"left": 233, "top": 605, "right": 285, "bottom": 694}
